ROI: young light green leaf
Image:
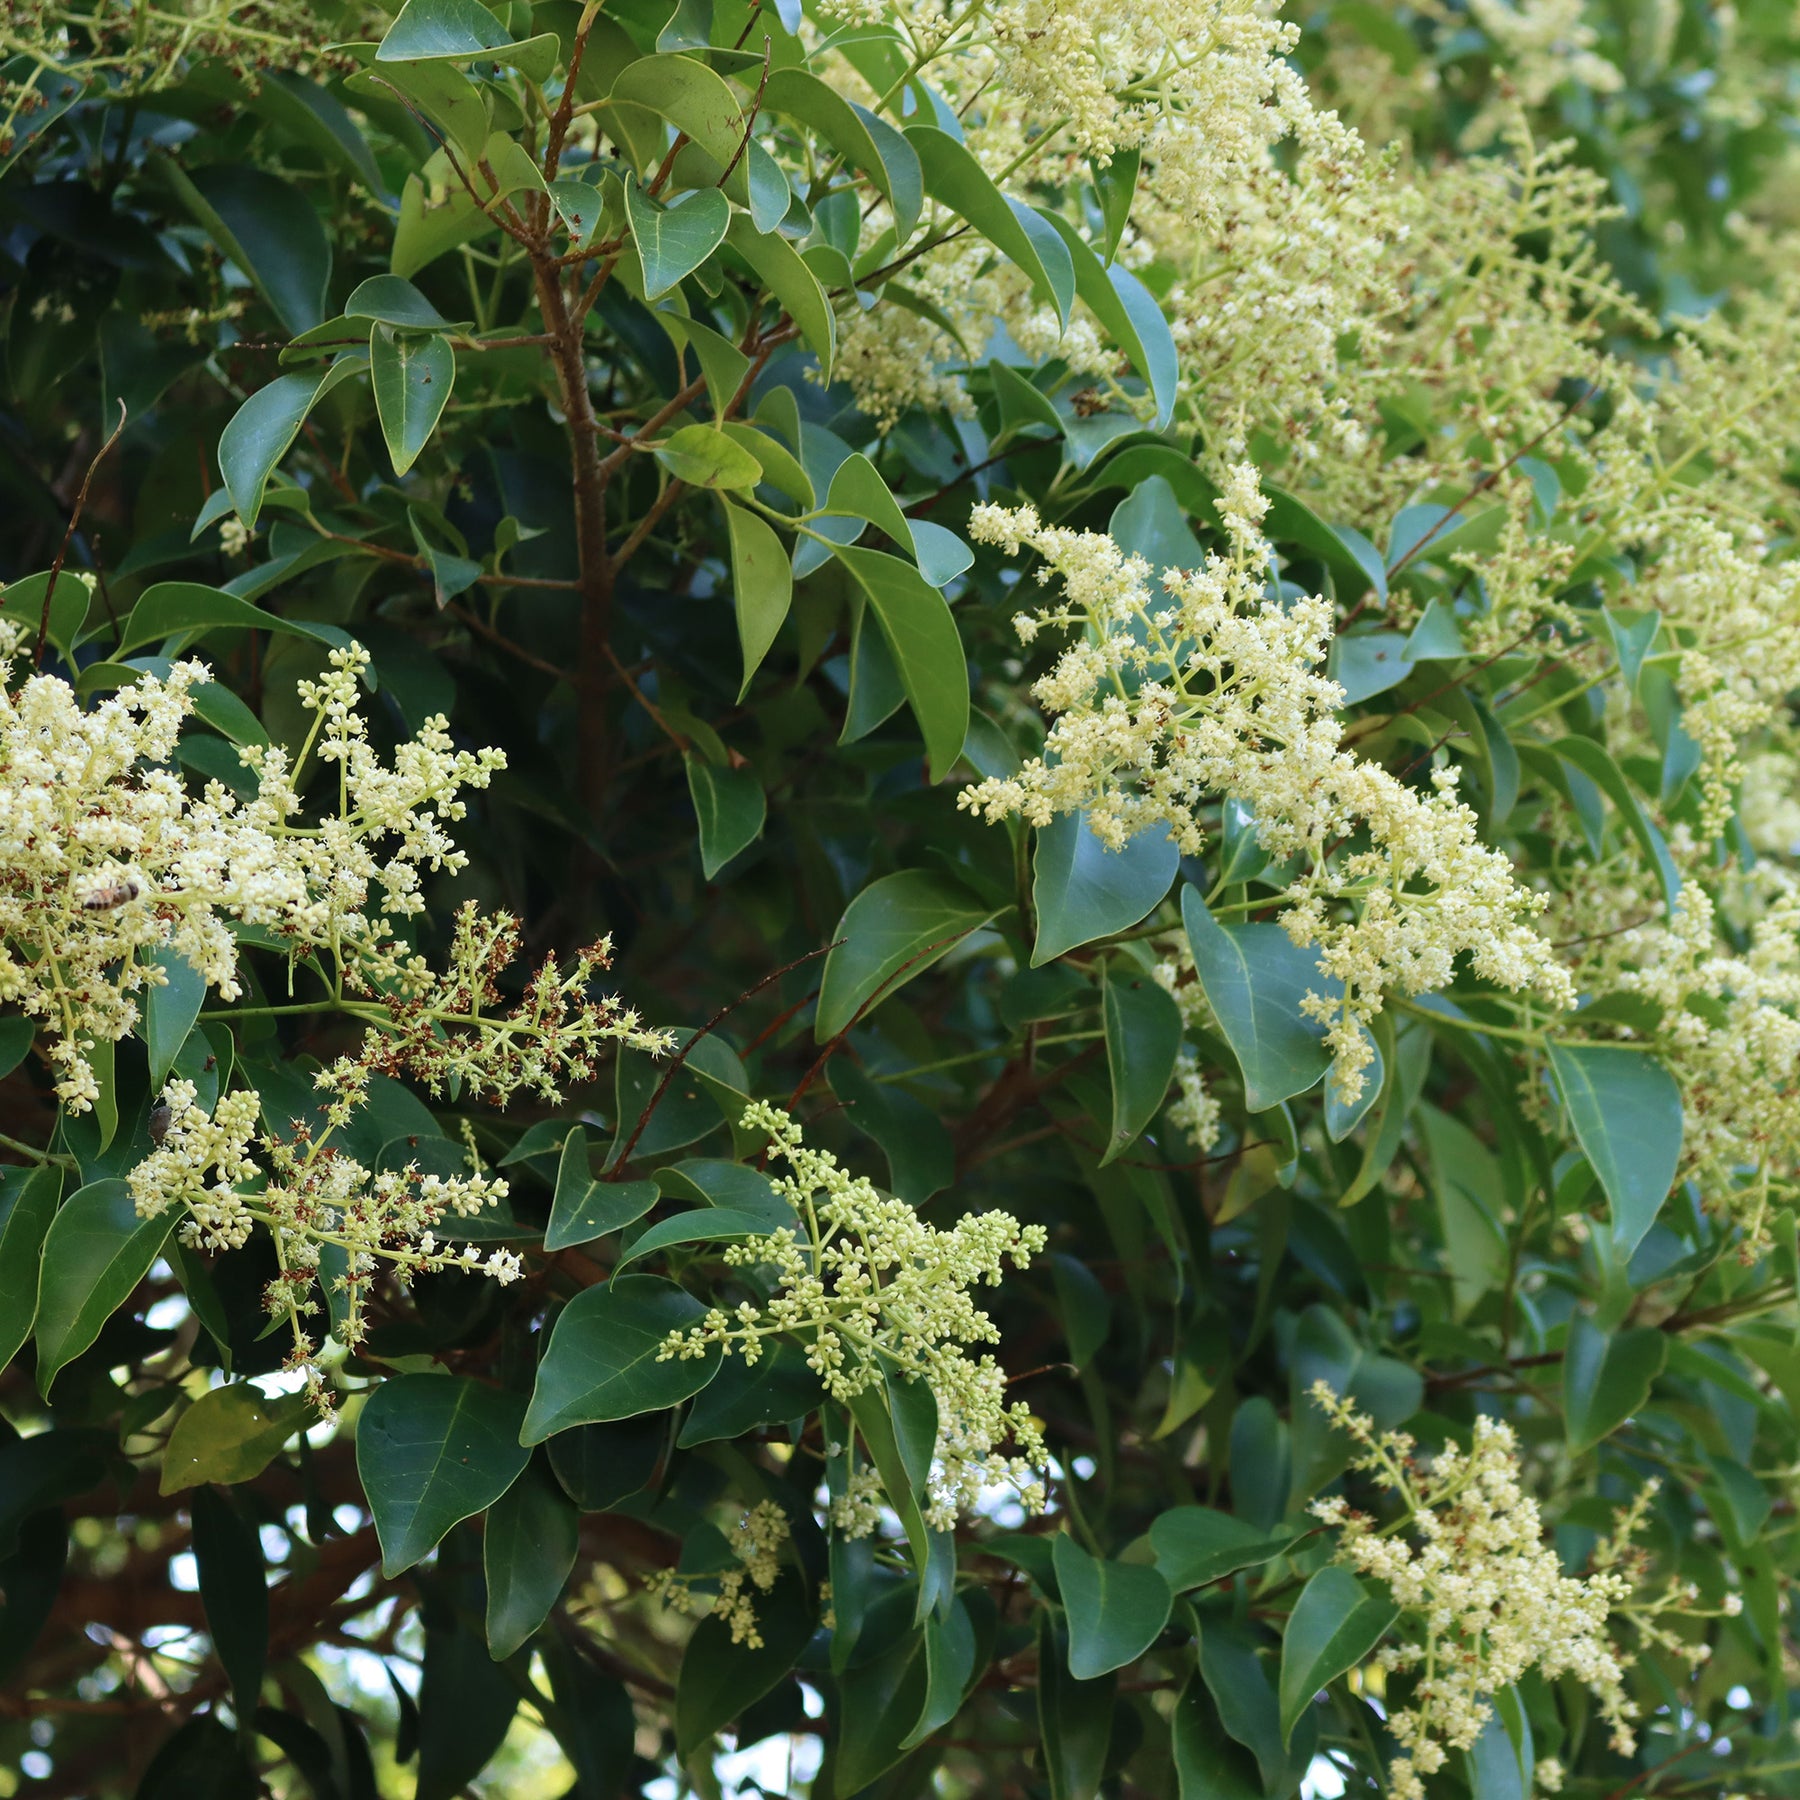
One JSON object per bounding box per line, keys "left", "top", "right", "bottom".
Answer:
{"left": 34, "top": 1180, "right": 174, "bottom": 1394}
{"left": 832, "top": 545, "right": 969, "bottom": 781}
{"left": 609, "top": 53, "right": 747, "bottom": 166}
{"left": 160, "top": 1383, "right": 313, "bottom": 1494}
{"left": 484, "top": 1462, "right": 579, "bottom": 1659}
{"left": 1181, "top": 885, "right": 1339, "bottom": 1112}
{"left": 626, "top": 183, "right": 729, "bottom": 301}
{"left": 1547, "top": 1043, "right": 1683, "bottom": 1256}
{"left": 520, "top": 1275, "right": 721, "bottom": 1443}
{"left": 1277, "top": 1564, "right": 1397, "bottom": 1745}
{"left": 356, "top": 1375, "right": 529, "bottom": 1575}
{"left": 1051, "top": 1535, "right": 1172, "bottom": 1678}
{"left": 654, "top": 423, "right": 762, "bottom": 491}
{"left": 372, "top": 328, "right": 455, "bottom": 476}
{"left": 1101, "top": 962, "right": 1183, "bottom": 1164}
{"left": 816, "top": 869, "right": 998, "bottom": 1042}
{"left": 1563, "top": 1315, "right": 1668, "bottom": 1454}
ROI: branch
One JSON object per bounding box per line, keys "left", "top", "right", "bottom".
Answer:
{"left": 36, "top": 399, "right": 126, "bottom": 669}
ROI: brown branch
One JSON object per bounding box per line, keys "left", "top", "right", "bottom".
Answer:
{"left": 36, "top": 399, "right": 125, "bottom": 668}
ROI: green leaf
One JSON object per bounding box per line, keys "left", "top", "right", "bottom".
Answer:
{"left": 627, "top": 183, "right": 730, "bottom": 300}
{"left": 908, "top": 126, "right": 1072, "bottom": 326}
{"left": 392, "top": 172, "right": 493, "bottom": 276}
{"left": 134, "top": 1716, "right": 258, "bottom": 1800}
{"left": 612, "top": 1204, "right": 780, "bottom": 1271}
{"left": 0, "top": 1165, "right": 61, "bottom": 1372}
{"left": 761, "top": 69, "right": 923, "bottom": 242}
{"left": 118, "top": 582, "right": 346, "bottom": 656}
{"left": 372, "top": 328, "right": 455, "bottom": 476}
{"left": 816, "top": 869, "right": 998, "bottom": 1042}
{"left": 177, "top": 165, "right": 332, "bottom": 334}
{"left": 160, "top": 1384, "right": 313, "bottom": 1494}
{"left": 1181, "top": 885, "right": 1339, "bottom": 1112}
{"left": 0, "top": 571, "right": 89, "bottom": 664}
{"left": 675, "top": 1572, "right": 814, "bottom": 1756}
{"left": 1149, "top": 1508, "right": 1305, "bottom": 1594}
{"left": 1547, "top": 1043, "right": 1683, "bottom": 1257}
{"left": 1277, "top": 1564, "right": 1397, "bottom": 1746}
{"left": 831, "top": 1626, "right": 930, "bottom": 1790}
{"left": 520, "top": 1275, "right": 721, "bottom": 1442}
{"left": 144, "top": 949, "right": 207, "bottom": 1090}
{"left": 543, "top": 1130, "right": 659, "bottom": 1252}
{"left": 34, "top": 1179, "right": 174, "bottom": 1394}
{"left": 828, "top": 1056, "right": 955, "bottom": 1203}
{"left": 216, "top": 358, "right": 367, "bottom": 527}
{"left": 1101, "top": 961, "right": 1183, "bottom": 1164}
{"left": 377, "top": 0, "right": 515, "bottom": 63}
{"left": 654, "top": 422, "right": 763, "bottom": 490}
{"left": 1033, "top": 813, "right": 1178, "bottom": 965}
{"left": 725, "top": 214, "right": 836, "bottom": 379}
{"left": 721, "top": 498, "right": 792, "bottom": 696}
{"left": 832, "top": 545, "right": 969, "bottom": 780}
{"left": 484, "top": 1460, "right": 579, "bottom": 1659}
{"left": 1051, "top": 1535, "right": 1172, "bottom": 1678}
{"left": 1563, "top": 1315, "right": 1668, "bottom": 1454}
{"left": 355, "top": 1374, "right": 531, "bottom": 1575}
{"left": 677, "top": 1337, "right": 824, "bottom": 1446}
{"left": 1036, "top": 1614, "right": 1115, "bottom": 1800}
{"left": 609, "top": 53, "right": 747, "bottom": 167}
{"left": 191, "top": 1486, "right": 267, "bottom": 1720}
{"left": 344, "top": 273, "right": 464, "bottom": 330}
{"left": 1174, "top": 1670, "right": 1265, "bottom": 1800}
{"left": 900, "top": 1594, "right": 979, "bottom": 1747}
{"left": 1550, "top": 737, "right": 1681, "bottom": 911}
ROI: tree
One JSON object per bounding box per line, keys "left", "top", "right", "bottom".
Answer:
{"left": 3, "top": 0, "right": 1800, "bottom": 1795}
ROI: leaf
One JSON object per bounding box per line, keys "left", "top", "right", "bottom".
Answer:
{"left": 833, "top": 545, "right": 969, "bottom": 781}
{"left": 144, "top": 949, "right": 207, "bottom": 1090}
{"left": 1033, "top": 814, "right": 1178, "bottom": 965}
{"left": 1101, "top": 962, "right": 1183, "bottom": 1164}
{"left": 0, "top": 1165, "right": 61, "bottom": 1372}
{"left": 178, "top": 165, "right": 332, "bottom": 334}
{"left": 372, "top": 328, "right": 455, "bottom": 476}
{"left": 683, "top": 752, "right": 766, "bottom": 878}
{"left": 725, "top": 215, "right": 836, "bottom": 379}
{"left": 160, "top": 1384, "right": 313, "bottom": 1494}
{"left": 1550, "top": 737, "right": 1681, "bottom": 911}
{"left": 816, "top": 869, "right": 998, "bottom": 1042}
{"left": 484, "top": 1461, "right": 579, "bottom": 1659}
{"left": 34, "top": 1179, "right": 174, "bottom": 1394}
{"left": 191, "top": 1486, "right": 268, "bottom": 1720}
{"left": 546, "top": 1414, "right": 667, "bottom": 1511}
{"left": 612, "top": 1204, "right": 780, "bottom": 1270}
{"left": 119, "top": 581, "right": 346, "bottom": 656}
{"left": 675, "top": 1572, "right": 814, "bottom": 1756}
{"left": 654, "top": 422, "right": 763, "bottom": 490}
{"left": 1174, "top": 1670, "right": 1265, "bottom": 1800}
{"left": 1051, "top": 1535, "right": 1172, "bottom": 1678}
{"left": 900, "top": 1594, "right": 979, "bottom": 1748}
{"left": 1277, "top": 1565, "right": 1397, "bottom": 1746}
{"left": 520, "top": 1275, "right": 721, "bottom": 1442}
{"left": 392, "top": 172, "right": 493, "bottom": 276}
{"left": 1181, "top": 885, "right": 1339, "bottom": 1112}
{"left": 677, "top": 1337, "right": 824, "bottom": 1446}
{"left": 721, "top": 498, "right": 792, "bottom": 696}
{"left": 0, "top": 570, "right": 89, "bottom": 663}
{"left": 831, "top": 1626, "right": 930, "bottom": 1790}
{"left": 216, "top": 358, "right": 367, "bottom": 526}
{"left": 828, "top": 1056, "right": 955, "bottom": 1203}
{"left": 134, "top": 1716, "right": 259, "bottom": 1800}
{"left": 355, "top": 1375, "right": 531, "bottom": 1575}
{"left": 761, "top": 69, "right": 923, "bottom": 242}
{"left": 1547, "top": 1043, "right": 1683, "bottom": 1257}
{"left": 627, "top": 183, "right": 729, "bottom": 300}
{"left": 1149, "top": 1508, "right": 1304, "bottom": 1594}
{"left": 609, "top": 53, "right": 747, "bottom": 166}
{"left": 544, "top": 1131, "right": 659, "bottom": 1252}
{"left": 344, "top": 273, "right": 463, "bottom": 329}
{"left": 1563, "top": 1315, "right": 1668, "bottom": 1454}
{"left": 1036, "top": 1615, "right": 1115, "bottom": 1800}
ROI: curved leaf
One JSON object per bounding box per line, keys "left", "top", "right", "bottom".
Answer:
{"left": 1052, "top": 1535, "right": 1172, "bottom": 1678}
{"left": 1547, "top": 1042, "right": 1683, "bottom": 1256}
{"left": 1277, "top": 1565, "right": 1396, "bottom": 1745}
{"left": 372, "top": 328, "right": 455, "bottom": 476}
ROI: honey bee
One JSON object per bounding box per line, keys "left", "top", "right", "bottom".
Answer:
{"left": 80, "top": 878, "right": 140, "bottom": 911}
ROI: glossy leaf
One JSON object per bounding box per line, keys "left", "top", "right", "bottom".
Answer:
{"left": 655, "top": 423, "right": 763, "bottom": 490}
{"left": 372, "top": 328, "right": 455, "bottom": 476}
{"left": 675, "top": 1572, "right": 814, "bottom": 1756}
{"left": 1564, "top": 1314, "right": 1668, "bottom": 1454}
{"left": 1052, "top": 1534, "right": 1173, "bottom": 1677}
{"left": 0, "top": 1164, "right": 61, "bottom": 1371}
{"left": 627, "top": 183, "right": 729, "bottom": 300}
{"left": 356, "top": 1375, "right": 531, "bottom": 1575}
{"left": 1548, "top": 1043, "right": 1683, "bottom": 1256}
{"left": 1277, "top": 1564, "right": 1397, "bottom": 1745}
{"left": 1101, "top": 961, "right": 1184, "bottom": 1164}
{"left": 191, "top": 1485, "right": 268, "bottom": 1719}
{"left": 521, "top": 1275, "right": 721, "bottom": 1442}
{"left": 484, "top": 1461, "right": 579, "bottom": 1659}
{"left": 217, "top": 358, "right": 366, "bottom": 526}
{"left": 685, "top": 752, "right": 766, "bottom": 878}
{"left": 545, "top": 1130, "right": 659, "bottom": 1251}
{"left": 1150, "top": 1508, "right": 1305, "bottom": 1594}
{"left": 722, "top": 497, "right": 792, "bottom": 695}
{"left": 161, "top": 1384, "right": 312, "bottom": 1494}
{"left": 1034, "top": 814, "right": 1178, "bottom": 965}
{"left": 144, "top": 948, "right": 207, "bottom": 1089}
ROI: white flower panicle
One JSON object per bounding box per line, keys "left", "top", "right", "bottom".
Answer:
{"left": 649, "top": 1500, "right": 791, "bottom": 1648}
{"left": 961, "top": 479, "right": 1574, "bottom": 1104}
{"left": 128, "top": 1063, "right": 520, "bottom": 1404}
{"left": 0, "top": 634, "right": 668, "bottom": 1109}
{"left": 1309, "top": 1382, "right": 1737, "bottom": 1800}
{"left": 659, "top": 1102, "right": 1049, "bottom": 1527}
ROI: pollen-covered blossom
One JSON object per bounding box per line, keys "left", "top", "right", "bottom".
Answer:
{"left": 129, "top": 1060, "right": 519, "bottom": 1405}
{"left": 659, "top": 1102, "right": 1049, "bottom": 1527}
{"left": 649, "top": 1500, "right": 790, "bottom": 1647}
{"left": 1310, "top": 1382, "right": 1734, "bottom": 1800}
{"left": 960, "top": 476, "right": 1573, "bottom": 1103}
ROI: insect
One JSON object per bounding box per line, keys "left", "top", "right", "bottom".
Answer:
{"left": 148, "top": 1102, "right": 172, "bottom": 1145}
{"left": 80, "top": 878, "right": 139, "bottom": 911}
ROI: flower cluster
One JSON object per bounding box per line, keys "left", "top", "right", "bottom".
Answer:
{"left": 961, "top": 477, "right": 1574, "bottom": 1103}
{"left": 0, "top": 634, "right": 666, "bottom": 1109}
{"left": 1310, "top": 1382, "right": 1735, "bottom": 1800}
{"left": 128, "top": 1063, "right": 519, "bottom": 1405}
{"left": 659, "top": 1103, "right": 1049, "bottom": 1526}
{"left": 649, "top": 1501, "right": 790, "bottom": 1648}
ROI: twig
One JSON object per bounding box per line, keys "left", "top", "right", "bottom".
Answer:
{"left": 36, "top": 399, "right": 125, "bottom": 668}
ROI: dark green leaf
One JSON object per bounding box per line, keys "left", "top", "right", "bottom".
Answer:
{"left": 1547, "top": 1043, "right": 1683, "bottom": 1256}
{"left": 545, "top": 1130, "right": 659, "bottom": 1251}
{"left": 1101, "top": 961, "right": 1183, "bottom": 1164}
{"left": 356, "top": 1375, "right": 531, "bottom": 1574}
{"left": 217, "top": 359, "right": 367, "bottom": 527}
{"left": 484, "top": 1460, "right": 579, "bottom": 1658}
{"left": 0, "top": 1164, "right": 60, "bottom": 1371}
{"left": 1035, "top": 1614, "right": 1114, "bottom": 1800}
{"left": 1277, "top": 1565, "right": 1396, "bottom": 1745}
{"left": 1563, "top": 1314, "right": 1668, "bottom": 1454}
{"left": 685, "top": 752, "right": 766, "bottom": 879}
{"left": 1034, "top": 814, "right": 1177, "bottom": 965}
{"left": 1051, "top": 1534, "right": 1172, "bottom": 1677}
{"left": 675, "top": 1572, "right": 814, "bottom": 1756}
{"left": 191, "top": 1485, "right": 268, "bottom": 1719}
{"left": 677, "top": 1336, "right": 824, "bottom": 1446}
{"left": 372, "top": 328, "right": 455, "bottom": 476}
{"left": 1149, "top": 1508, "right": 1304, "bottom": 1594}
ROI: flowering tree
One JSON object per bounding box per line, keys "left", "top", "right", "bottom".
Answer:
{"left": 3, "top": 0, "right": 1800, "bottom": 1795}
